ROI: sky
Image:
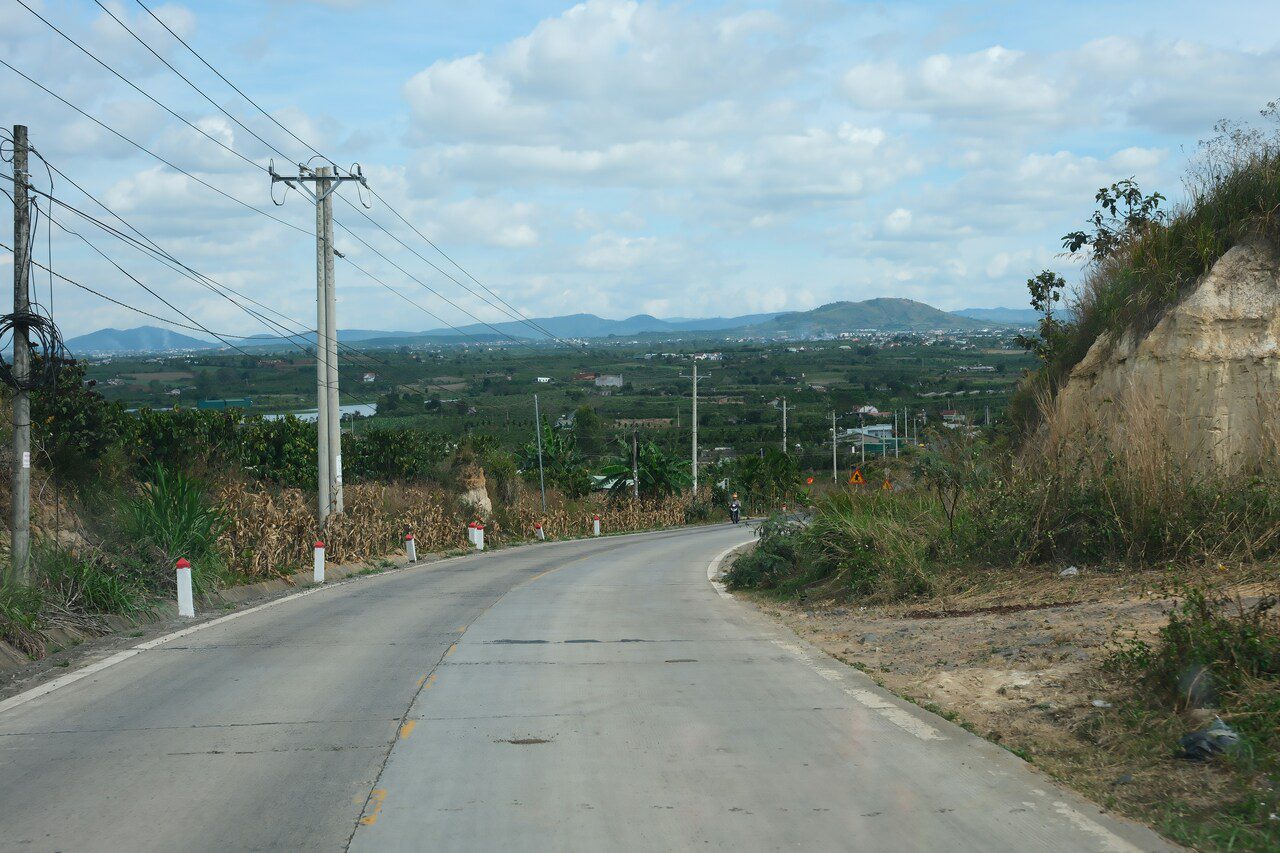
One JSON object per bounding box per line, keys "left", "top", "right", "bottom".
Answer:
{"left": 3, "top": 0, "right": 1280, "bottom": 340}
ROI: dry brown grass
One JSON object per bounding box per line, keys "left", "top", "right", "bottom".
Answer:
{"left": 217, "top": 482, "right": 695, "bottom": 579}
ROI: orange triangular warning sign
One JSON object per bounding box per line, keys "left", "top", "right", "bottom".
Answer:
{"left": 881, "top": 477, "right": 893, "bottom": 491}
{"left": 849, "top": 467, "right": 866, "bottom": 485}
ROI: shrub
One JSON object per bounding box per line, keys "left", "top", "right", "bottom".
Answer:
{"left": 724, "top": 515, "right": 807, "bottom": 591}
{"left": 123, "top": 465, "right": 229, "bottom": 595}
{"left": 344, "top": 426, "right": 449, "bottom": 483}
{"left": 1107, "top": 587, "right": 1280, "bottom": 712}
{"left": 0, "top": 583, "right": 47, "bottom": 657}
{"left": 33, "top": 545, "right": 153, "bottom": 618}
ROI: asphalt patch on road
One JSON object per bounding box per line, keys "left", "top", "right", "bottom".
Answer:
{"left": 498, "top": 737, "right": 553, "bottom": 745}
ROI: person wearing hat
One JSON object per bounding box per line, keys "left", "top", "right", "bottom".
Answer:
{"left": 728, "top": 493, "right": 742, "bottom": 524}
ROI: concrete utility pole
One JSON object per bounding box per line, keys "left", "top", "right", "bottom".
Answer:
{"left": 690, "top": 362, "right": 698, "bottom": 497}
{"left": 269, "top": 163, "right": 366, "bottom": 527}
{"left": 321, "top": 169, "right": 342, "bottom": 514}
{"left": 533, "top": 394, "right": 546, "bottom": 513}
{"left": 831, "top": 411, "right": 837, "bottom": 482}
{"left": 631, "top": 430, "right": 639, "bottom": 501}
{"left": 894, "top": 409, "right": 899, "bottom": 458}
{"left": 781, "top": 397, "right": 787, "bottom": 454}
{"left": 9, "top": 125, "right": 31, "bottom": 584}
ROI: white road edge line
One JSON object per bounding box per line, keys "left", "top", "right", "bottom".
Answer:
{"left": 0, "top": 525, "right": 727, "bottom": 717}
{"left": 703, "top": 543, "right": 1152, "bottom": 850}
{"left": 703, "top": 541, "right": 948, "bottom": 744}
{"left": 706, "top": 540, "right": 750, "bottom": 598}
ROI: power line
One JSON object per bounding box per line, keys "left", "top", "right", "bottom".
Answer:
{"left": 13, "top": 0, "right": 266, "bottom": 174}
{"left": 126, "top": 0, "right": 573, "bottom": 348}
{"left": 92, "top": 0, "right": 289, "bottom": 164}
{"left": 132, "top": 0, "right": 342, "bottom": 173}
{"left": 0, "top": 61, "right": 503, "bottom": 351}
{"left": 365, "top": 185, "right": 568, "bottom": 343}
{"left": 0, "top": 58, "right": 539, "bottom": 349}
{"left": 1, "top": 171, "right": 456, "bottom": 399}
{"left": 0, "top": 56, "right": 312, "bottom": 237}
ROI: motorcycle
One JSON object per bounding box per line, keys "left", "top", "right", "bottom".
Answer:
{"left": 729, "top": 505, "right": 741, "bottom": 524}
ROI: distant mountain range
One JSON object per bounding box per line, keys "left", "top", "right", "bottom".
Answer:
{"left": 64, "top": 326, "right": 216, "bottom": 354}
{"left": 66, "top": 299, "right": 1029, "bottom": 355}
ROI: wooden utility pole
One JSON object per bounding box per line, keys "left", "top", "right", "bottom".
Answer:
{"left": 9, "top": 125, "right": 31, "bottom": 584}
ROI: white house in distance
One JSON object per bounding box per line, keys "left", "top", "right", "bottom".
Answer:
{"left": 534, "top": 376, "right": 552, "bottom": 383}
{"left": 855, "top": 404, "right": 881, "bottom": 416}
{"left": 362, "top": 372, "right": 377, "bottom": 383}
{"left": 594, "top": 374, "right": 623, "bottom": 388}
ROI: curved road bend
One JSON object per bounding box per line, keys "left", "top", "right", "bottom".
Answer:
{"left": 0, "top": 525, "right": 1171, "bottom": 852}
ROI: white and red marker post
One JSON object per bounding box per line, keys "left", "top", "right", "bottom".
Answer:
{"left": 175, "top": 557, "right": 195, "bottom": 618}
{"left": 534, "top": 522, "right": 545, "bottom": 541}
{"left": 313, "top": 540, "right": 325, "bottom": 583}
{"left": 405, "top": 532, "right": 417, "bottom": 563}
{"left": 593, "top": 514, "right": 601, "bottom": 537}
{"left": 467, "top": 521, "right": 477, "bottom": 547}
{"left": 475, "top": 523, "right": 485, "bottom": 551}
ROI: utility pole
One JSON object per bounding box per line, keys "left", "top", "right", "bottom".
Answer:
{"left": 690, "top": 362, "right": 699, "bottom": 497}
{"left": 894, "top": 409, "right": 899, "bottom": 458}
{"left": 831, "top": 411, "right": 837, "bottom": 482}
{"left": 270, "top": 163, "right": 366, "bottom": 527}
{"left": 781, "top": 397, "right": 787, "bottom": 454}
{"left": 631, "top": 430, "right": 639, "bottom": 501}
{"left": 533, "top": 394, "right": 547, "bottom": 513}
{"left": 321, "top": 168, "right": 342, "bottom": 514}
{"left": 9, "top": 125, "right": 31, "bottom": 584}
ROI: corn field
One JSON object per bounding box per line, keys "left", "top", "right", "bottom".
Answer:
{"left": 218, "top": 482, "right": 696, "bottom": 579}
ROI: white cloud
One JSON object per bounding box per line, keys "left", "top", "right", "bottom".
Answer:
{"left": 577, "top": 232, "right": 657, "bottom": 271}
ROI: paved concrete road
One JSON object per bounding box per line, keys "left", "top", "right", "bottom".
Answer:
{"left": 0, "top": 525, "right": 1170, "bottom": 852}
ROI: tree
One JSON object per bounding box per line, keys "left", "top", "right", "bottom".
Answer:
{"left": 518, "top": 421, "right": 591, "bottom": 498}
{"left": 911, "top": 428, "right": 987, "bottom": 541}
{"left": 1061, "top": 178, "right": 1165, "bottom": 264}
{"left": 571, "top": 405, "right": 604, "bottom": 457}
{"left": 1015, "top": 270, "right": 1071, "bottom": 362}
{"left": 598, "top": 438, "right": 691, "bottom": 500}
{"left": 31, "top": 359, "right": 131, "bottom": 484}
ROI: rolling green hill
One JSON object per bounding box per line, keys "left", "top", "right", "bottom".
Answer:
{"left": 752, "top": 298, "right": 999, "bottom": 334}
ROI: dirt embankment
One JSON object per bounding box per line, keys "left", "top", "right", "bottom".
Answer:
{"left": 739, "top": 567, "right": 1271, "bottom": 846}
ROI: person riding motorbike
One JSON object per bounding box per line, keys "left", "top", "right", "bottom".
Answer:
{"left": 728, "top": 493, "right": 742, "bottom": 524}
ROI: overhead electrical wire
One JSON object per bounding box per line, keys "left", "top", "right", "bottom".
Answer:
{"left": 127, "top": 0, "right": 574, "bottom": 348}
{"left": 32, "top": 0, "right": 555, "bottom": 348}
{"left": 5, "top": 3, "right": 575, "bottom": 404}
{"left": 0, "top": 169, "right": 467, "bottom": 399}
{"left": 0, "top": 53, "right": 535, "bottom": 352}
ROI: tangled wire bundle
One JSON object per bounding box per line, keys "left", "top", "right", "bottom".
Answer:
{"left": 0, "top": 310, "right": 66, "bottom": 391}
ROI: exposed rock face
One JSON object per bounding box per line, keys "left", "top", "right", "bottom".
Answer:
{"left": 457, "top": 463, "right": 493, "bottom": 518}
{"left": 1054, "top": 238, "right": 1280, "bottom": 474}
